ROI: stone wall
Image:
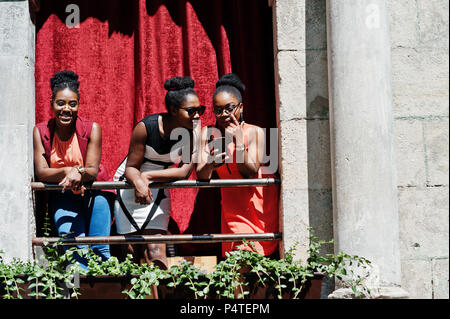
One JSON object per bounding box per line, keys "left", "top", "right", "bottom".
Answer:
{"left": 302, "top": 0, "right": 448, "bottom": 299}
{"left": 305, "top": 0, "right": 333, "bottom": 256}
{"left": 272, "top": 0, "right": 311, "bottom": 263}
{"left": 0, "top": 0, "right": 35, "bottom": 262}
{"left": 0, "top": 0, "right": 447, "bottom": 299}
{"left": 388, "top": 0, "right": 449, "bottom": 299}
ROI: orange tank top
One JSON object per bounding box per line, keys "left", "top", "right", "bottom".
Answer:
{"left": 50, "top": 133, "right": 84, "bottom": 195}
{"left": 50, "top": 132, "right": 84, "bottom": 169}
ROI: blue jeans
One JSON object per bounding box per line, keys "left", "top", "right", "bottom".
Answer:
{"left": 49, "top": 190, "right": 113, "bottom": 268}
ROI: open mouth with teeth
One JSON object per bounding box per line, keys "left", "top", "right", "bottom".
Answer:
{"left": 58, "top": 113, "right": 74, "bottom": 124}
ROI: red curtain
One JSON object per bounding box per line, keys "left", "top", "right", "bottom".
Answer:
{"left": 35, "top": 0, "right": 275, "bottom": 248}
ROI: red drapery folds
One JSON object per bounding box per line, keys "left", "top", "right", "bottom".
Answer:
{"left": 35, "top": 0, "right": 275, "bottom": 250}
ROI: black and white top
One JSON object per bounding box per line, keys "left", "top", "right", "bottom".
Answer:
{"left": 113, "top": 113, "right": 182, "bottom": 234}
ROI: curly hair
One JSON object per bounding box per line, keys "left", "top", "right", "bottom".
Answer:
{"left": 213, "top": 73, "right": 246, "bottom": 103}
{"left": 50, "top": 70, "right": 80, "bottom": 100}
{"left": 164, "top": 76, "right": 197, "bottom": 111}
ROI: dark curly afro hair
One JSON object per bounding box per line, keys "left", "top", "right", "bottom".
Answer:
{"left": 50, "top": 70, "right": 80, "bottom": 100}
{"left": 213, "top": 73, "right": 246, "bottom": 103}
{"left": 164, "top": 76, "right": 197, "bottom": 111}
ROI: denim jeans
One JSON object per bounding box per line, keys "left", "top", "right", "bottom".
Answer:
{"left": 49, "top": 190, "right": 113, "bottom": 269}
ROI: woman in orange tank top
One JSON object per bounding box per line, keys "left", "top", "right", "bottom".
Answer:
{"left": 196, "top": 73, "right": 279, "bottom": 258}
{"left": 33, "top": 70, "right": 112, "bottom": 269}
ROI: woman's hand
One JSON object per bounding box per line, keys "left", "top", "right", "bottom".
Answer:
{"left": 206, "top": 142, "right": 229, "bottom": 168}
{"left": 124, "top": 122, "right": 154, "bottom": 205}
{"left": 225, "top": 113, "right": 244, "bottom": 146}
{"left": 133, "top": 174, "right": 154, "bottom": 205}
{"left": 59, "top": 167, "right": 84, "bottom": 194}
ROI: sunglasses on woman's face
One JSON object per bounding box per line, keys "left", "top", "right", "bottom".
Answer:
{"left": 213, "top": 103, "right": 239, "bottom": 116}
{"left": 182, "top": 105, "right": 206, "bottom": 116}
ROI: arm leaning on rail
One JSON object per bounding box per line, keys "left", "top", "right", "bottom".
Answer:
{"left": 30, "top": 178, "right": 280, "bottom": 190}
{"left": 31, "top": 179, "right": 282, "bottom": 246}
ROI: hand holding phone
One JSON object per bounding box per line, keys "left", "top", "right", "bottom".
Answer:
{"left": 208, "top": 136, "right": 228, "bottom": 167}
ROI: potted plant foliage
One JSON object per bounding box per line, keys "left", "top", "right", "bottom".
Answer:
{"left": 0, "top": 229, "right": 371, "bottom": 299}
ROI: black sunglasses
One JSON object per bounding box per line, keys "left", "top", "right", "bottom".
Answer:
{"left": 182, "top": 105, "right": 206, "bottom": 116}
{"left": 213, "top": 103, "right": 240, "bottom": 116}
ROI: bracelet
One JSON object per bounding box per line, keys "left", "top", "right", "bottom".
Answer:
{"left": 74, "top": 165, "right": 86, "bottom": 176}
{"left": 235, "top": 144, "right": 246, "bottom": 152}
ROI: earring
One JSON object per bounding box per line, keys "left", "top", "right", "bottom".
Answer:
{"left": 239, "top": 112, "right": 244, "bottom": 122}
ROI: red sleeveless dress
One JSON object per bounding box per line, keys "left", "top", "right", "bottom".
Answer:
{"left": 215, "top": 123, "right": 279, "bottom": 256}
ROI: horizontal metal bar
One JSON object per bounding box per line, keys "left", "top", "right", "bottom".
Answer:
{"left": 32, "top": 233, "right": 282, "bottom": 246}
{"left": 30, "top": 178, "right": 280, "bottom": 191}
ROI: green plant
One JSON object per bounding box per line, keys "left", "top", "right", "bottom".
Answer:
{"left": 122, "top": 259, "right": 211, "bottom": 299}
{"left": 0, "top": 210, "right": 87, "bottom": 299}
{"left": 166, "top": 260, "right": 210, "bottom": 298}
{"left": 29, "top": 211, "right": 89, "bottom": 299}
{"left": 208, "top": 247, "right": 253, "bottom": 299}
{"left": 0, "top": 253, "right": 35, "bottom": 299}
{"left": 306, "top": 228, "right": 372, "bottom": 297}
{"left": 85, "top": 253, "right": 141, "bottom": 277}
{"left": 0, "top": 228, "right": 372, "bottom": 299}
{"left": 206, "top": 241, "right": 314, "bottom": 299}
{"left": 123, "top": 262, "right": 165, "bottom": 299}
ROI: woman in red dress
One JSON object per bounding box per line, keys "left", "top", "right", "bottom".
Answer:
{"left": 196, "top": 73, "right": 279, "bottom": 257}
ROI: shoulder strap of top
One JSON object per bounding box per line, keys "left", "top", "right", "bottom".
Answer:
{"left": 139, "top": 113, "right": 182, "bottom": 157}
{"left": 139, "top": 113, "right": 170, "bottom": 151}
{"left": 140, "top": 113, "right": 159, "bottom": 143}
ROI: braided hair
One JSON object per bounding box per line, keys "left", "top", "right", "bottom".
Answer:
{"left": 50, "top": 70, "right": 80, "bottom": 100}
{"left": 164, "top": 76, "right": 197, "bottom": 111}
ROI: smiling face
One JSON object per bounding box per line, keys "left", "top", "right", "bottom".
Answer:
{"left": 51, "top": 88, "right": 79, "bottom": 128}
{"left": 213, "top": 91, "right": 242, "bottom": 129}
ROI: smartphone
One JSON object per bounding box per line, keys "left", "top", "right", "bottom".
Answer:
{"left": 209, "top": 136, "right": 226, "bottom": 154}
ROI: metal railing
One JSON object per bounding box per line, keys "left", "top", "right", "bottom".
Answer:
{"left": 30, "top": 178, "right": 280, "bottom": 191}
{"left": 32, "top": 233, "right": 282, "bottom": 246}
{"left": 31, "top": 178, "right": 282, "bottom": 246}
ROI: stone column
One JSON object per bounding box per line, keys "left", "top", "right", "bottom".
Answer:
{"left": 326, "top": 0, "right": 408, "bottom": 298}
{"left": 271, "top": 0, "right": 310, "bottom": 261}
{"left": 0, "top": 0, "right": 36, "bottom": 262}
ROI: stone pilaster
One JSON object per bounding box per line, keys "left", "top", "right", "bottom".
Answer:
{"left": 272, "top": 0, "right": 310, "bottom": 262}
{"left": 325, "top": 0, "right": 408, "bottom": 298}
{"left": 0, "top": 0, "right": 36, "bottom": 262}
